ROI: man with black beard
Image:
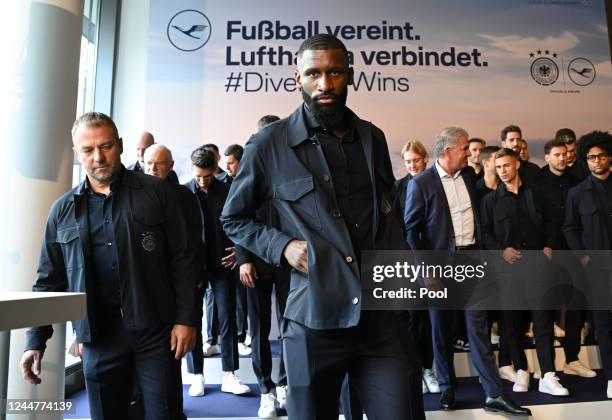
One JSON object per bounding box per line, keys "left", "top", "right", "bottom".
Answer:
{"left": 221, "top": 34, "right": 424, "bottom": 420}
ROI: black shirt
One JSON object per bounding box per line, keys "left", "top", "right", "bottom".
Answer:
{"left": 540, "top": 165, "right": 579, "bottom": 249}
{"left": 86, "top": 180, "right": 121, "bottom": 317}
{"left": 475, "top": 177, "right": 497, "bottom": 207}
{"left": 304, "top": 107, "right": 374, "bottom": 257}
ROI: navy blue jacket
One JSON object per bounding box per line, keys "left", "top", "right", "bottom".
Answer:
{"left": 26, "top": 168, "right": 200, "bottom": 351}
{"left": 220, "top": 105, "right": 396, "bottom": 330}
{"left": 404, "top": 165, "right": 481, "bottom": 251}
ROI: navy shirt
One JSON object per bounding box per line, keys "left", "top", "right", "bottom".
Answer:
{"left": 304, "top": 107, "right": 374, "bottom": 258}
{"left": 87, "top": 182, "right": 121, "bottom": 317}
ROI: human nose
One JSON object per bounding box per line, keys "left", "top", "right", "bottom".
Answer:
{"left": 318, "top": 73, "right": 333, "bottom": 92}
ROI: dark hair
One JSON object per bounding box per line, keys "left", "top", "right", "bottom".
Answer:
{"left": 576, "top": 131, "right": 612, "bottom": 164}
{"left": 480, "top": 146, "right": 500, "bottom": 162}
{"left": 191, "top": 146, "right": 217, "bottom": 169}
{"left": 555, "top": 128, "right": 576, "bottom": 144}
{"left": 468, "top": 138, "right": 485, "bottom": 146}
{"left": 202, "top": 143, "right": 219, "bottom": 153}
{"left": 500, "top": 125, "right": 522, "bottom": 142}
{"left": 224, "top": 144, "right": 244, "bottom": 161}
{"left": 544, "top": 138, "right": 567, "bottom": 155}
{"left": 297, "top": 34, "right": 349, "bottom": 65}
{"left": 257, "top": 115, "right": 280, "bottom": 131}
{"left": 495, "top": 148, "right": 519, "bottom": 160}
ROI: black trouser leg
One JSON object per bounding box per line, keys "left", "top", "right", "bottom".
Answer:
{"left": 531, "top": 310, "right": 556, "bottom": 374}
{"left": 235, "top": 271, "right": 248, "bottom": 342}
{"left": 593, "top": 310, "right": 612, "bottom": 379}
{"left": 247, "top": 273, "right": 275, "bottom": 393}
{"left": 563, "top": 309, "right": 583, "bottom": 363}
{"left": 210, "top": 269, "right": 238, "bottom": 371}
{"left": 205, "top": 285, "right": 219, "bottom": 345}
{"left": 500, "top": 310, "right": 528, "bottom": 371}
{"left": 186, "top": 287, "right": 205, "bottom": 374}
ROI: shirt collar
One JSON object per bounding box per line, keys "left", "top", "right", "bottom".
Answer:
{"left": 435, "top": 161, "right": 462, "bottom": 180}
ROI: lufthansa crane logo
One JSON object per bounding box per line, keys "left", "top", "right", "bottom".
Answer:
{"left": 167, "top": 10, "right": 211, "bottom": 52}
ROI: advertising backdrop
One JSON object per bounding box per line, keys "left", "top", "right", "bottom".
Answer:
{"left": 145, "top": 0, "right": 612, "bottom": 180}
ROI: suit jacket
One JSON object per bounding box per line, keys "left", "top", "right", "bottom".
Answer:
{"left": 221, "top": 104, "right": 396, "bottom": 329}
{"left": 404, "top": 165, "right": 481, "bottom": 251}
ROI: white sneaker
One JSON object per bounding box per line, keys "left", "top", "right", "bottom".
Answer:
{"left": 221, "top": 372, "right": 250, "bottom": 395}
{"left": 491, "top": 334, "right": 500, "bottom": 345}
{"left": 423, "top": 369, "right": 440, "bottom": 393}
{"left": 563, "top": 360, "right": 596, "bottom": 378}
{"left": 498, "top": 365, "right": 518, "bottom": 382}
{"left": 422, "top": 380, "right": 428, "bottom": 394}
{"left": 513, "top": 369, "right": 530, "bottom": 392}
{"left": 244, "top": 335, "right": 252, "bottom": 347}
{"left": 607, "top": 380, "right": 612, "bottom": 399}
{"left": 258, "top": 391, "right": 277, "bottom": 418}
{"left": 276, "top": 385, "right": 287, "bottom": 410}
{"left": 188, "top": 374, "right": 205, "bottom": 397}
{"left": 539, "top": 372, "right": 569, "bottom": 396}
{"left": 203, "top": 343, "right": 221, "bottom": 357}
{"left": 238, "top": 342, "right": 252, "bottom": 356}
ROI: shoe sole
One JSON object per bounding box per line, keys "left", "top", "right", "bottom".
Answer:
{"left": 563, "top": 368, "right": 596, "bottom": 378}
{"left": 221, "top": 387, "right": 250, "bottom": 395}
{"left": 512, "top": 386, "right": 528, "bottom": 392}
{"left": 538, "top": 388, "right": 569, "bottom": 396}
{"left": 484, "top": 407, "right": 530, "bottom": 417}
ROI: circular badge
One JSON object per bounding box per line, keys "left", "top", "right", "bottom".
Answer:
{"left": 167, "top": 9, "right": 211, "bottom": 52}
{"left": 530, "top": 57, "right": 559, "bottom": 86}
{"left": 568, "top": 58, "right": 596, "bottom": 86}
{"left": 141, "top": 233, "right": 157, "bottom": 252}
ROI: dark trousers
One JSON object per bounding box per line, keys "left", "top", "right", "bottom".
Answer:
{"left": 236, "top": 276, "right": 249, "bottom": 342}
{"left": 246, "top": 267, "right": 289, "bottom": 393}
{"left": 209, "top": 269, "right": 239, "bottom": 371}
{"left": 407, "top": 310, "right": 434, "bottom": 369}
{"left": 340, "top": 374, "right": 363, "bottom": 420}
{"left": 563, "top": 309, "right": 583, "bottom": 363}
{"left": 500, "top": 310, "right": 555, "bottom": 373}
{"left": 593, "top": 310, "right": 612, "bottom": 379}
{"left": 429, "top": 309, "right": 503, "bottom": 397}
{"left": 186, "top": 287, "right": 206, "bottom": 374}
{"left": 283, "top": 312, "right": 424, "bottom": 420}
{"left": 205, "top": 285, "right": 219, "bottom": 345}
{"left": 82, "top": 316, "right": 185, "bottom": 420}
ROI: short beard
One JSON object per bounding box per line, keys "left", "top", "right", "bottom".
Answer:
{"left": 302, "top": 88, "right": 348, "bottom": 131}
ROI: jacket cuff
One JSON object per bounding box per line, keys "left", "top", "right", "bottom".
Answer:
{"left": 25, "top": 326, "right": 53, "bottom": 352}
{"left": 267, "top": 232, "right": 294, "bottom": 267}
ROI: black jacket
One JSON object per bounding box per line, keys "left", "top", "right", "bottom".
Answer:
{"left": 26, "top": 168, "right": 200, "bottom": 351}
{"left": 221, "top": 105, "right": 396, "bottom": 330}
{"left": 564, "top": 175, "right": 612, "bottom": 255}
{"left": 539, "top": 165, "right": 579, "bottom": 249}
{"left": 480, "top": 182, "right": 554, "bottom": 250}
{"left": 184, "top": 177, "right": 233, "bottom": 271}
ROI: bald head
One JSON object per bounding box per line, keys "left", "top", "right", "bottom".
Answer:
{"left": 144, "top": 144, "right": 174, "bottom": 180}
{"left": 136, "top": 131, "right": 155, "bottom": 165}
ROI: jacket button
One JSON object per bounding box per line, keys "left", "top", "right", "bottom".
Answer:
{"left": 333, "top": 210, "right": 342, "bottom": 218}
{"left": 345, "top": 256, "right": 353, "bottom": 263}
{"left": 323, "top": 175, "right": 330, "bottom": 182}
{"left": 352, "top": 297, "right": 359, "bottom": 305}
{"left": 107, "top": 242, "right": 112, "bottom": 247}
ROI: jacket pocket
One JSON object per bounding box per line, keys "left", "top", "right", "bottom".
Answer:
{"left": 55, "top": 226, "right": 83, "bottom": 271}
{"left": 273, "top": 175, "right": 322, "bottom": 230}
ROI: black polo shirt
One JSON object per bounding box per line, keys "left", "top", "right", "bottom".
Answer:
{"left": 86, "top": 179, "right": 121, "bottom": 317}
{"left": 304, "top": 107, "right": 374, "bottom": 257}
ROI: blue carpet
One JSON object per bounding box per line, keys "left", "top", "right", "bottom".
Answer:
{"left": 65, "top": 371, "right": 610, "bottom": 418}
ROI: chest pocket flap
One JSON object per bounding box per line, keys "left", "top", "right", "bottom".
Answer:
{"left": 273, "top": 176, "right": 314, "bottom": 201}
{"left": 56, "top": 226, "right": 79, "bottom": 243}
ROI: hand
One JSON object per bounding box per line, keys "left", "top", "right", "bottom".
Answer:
{"left": 581, "top": 255, "right": 591, "bottom": 268}
{"left": 20, "top": 350, "right": 43, "bottom": 385}
{"left": 221, "top": 247, "right": 236, "bottom": 269}
{"left": 543, "top": 247, "right": 553, "bottom": 260}
{"left": 240, "top": 263, "right": 258, "bottom": 288}
{"left": 424, "top": 276, "right": 443, "bottom": 292}
{"left": 170, "top": 324, "right": 196, "bottom": 360}
{"left": 502, "top": 247, "right": 522, "bottom": 264}
{"left": 283, "top": 240, "right": 308, "bottom": 275}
